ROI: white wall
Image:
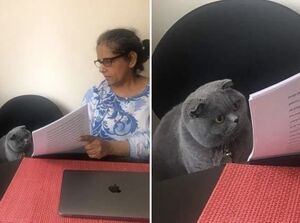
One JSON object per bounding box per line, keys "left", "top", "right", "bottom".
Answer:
{"left": 0, "top": 0, "right": 149, "bottom": 114}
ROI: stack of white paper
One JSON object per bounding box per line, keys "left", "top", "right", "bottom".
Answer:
{"left": 32, "top": 104, "right": 91, "bottom": 156}
{"left": 248, "top": 72, "right": 300, "bottom": 161}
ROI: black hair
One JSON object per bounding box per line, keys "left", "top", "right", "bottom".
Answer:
{"left": 97, "top": 28, "right": 149, "bottom": 74}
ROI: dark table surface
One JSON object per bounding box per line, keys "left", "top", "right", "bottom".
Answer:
{"left": 152, "top": 166, "right": 224, "bottom": 223}
{"left": 0, "top": 159, "right": 21, "bottom": 199}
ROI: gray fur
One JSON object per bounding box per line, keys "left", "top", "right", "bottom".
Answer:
{"left": 0, "top": 126, "right": 33, "bottom": 163}
{"left": 153, "top": 79, "right": 253, "bottom": 181}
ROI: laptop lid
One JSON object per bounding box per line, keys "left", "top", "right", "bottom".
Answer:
{"left": 59, "top": 170, "right": 149, "bottom": 220}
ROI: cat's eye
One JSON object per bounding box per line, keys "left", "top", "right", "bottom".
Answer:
{"left": 215, "top": 115, "right": 225, "bottom": 123}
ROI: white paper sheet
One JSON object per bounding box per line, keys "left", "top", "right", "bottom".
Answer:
{"left": 32, "top": 104, "right": 91, "bottom": 156}
{"left": 248, "top": 72, "right": 300, "bottom": 161}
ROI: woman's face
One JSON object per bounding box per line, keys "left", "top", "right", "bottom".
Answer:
{"left": 96, "top": 43, "right": 134, "bottom": 86}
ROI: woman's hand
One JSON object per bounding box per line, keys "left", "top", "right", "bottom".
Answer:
{"left": 80, "top": 135, "right": 111, "bottom": 159}
{"left": 80, "top": 135, "right": 130, "bottom": 159}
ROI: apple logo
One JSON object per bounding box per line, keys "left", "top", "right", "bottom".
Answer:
{"left": 108, "top": 184, "right": 121, "bottom": 193}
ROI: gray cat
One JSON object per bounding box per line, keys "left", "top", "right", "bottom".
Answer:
{"left": 0, "top": 126, "right": 33, "bottom": 163}
{"left": 153, "top": 79, "right": 253, "bottom": 181}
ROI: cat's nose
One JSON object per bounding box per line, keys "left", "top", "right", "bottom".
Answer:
{"left": 228, "top": 114, "right": 239, "bottom": 123}
{"left": 233, "top": 117, "right": 239, "bottom": 124}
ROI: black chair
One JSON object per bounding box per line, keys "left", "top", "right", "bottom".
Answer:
{"left": 153, "top": 0, "right": 300, "bottom": 119}
{"left": 0, "top": 95, "right": 63, "bottom": 137}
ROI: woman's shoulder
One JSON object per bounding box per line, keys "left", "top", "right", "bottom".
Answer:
{"left": 83, "top": 80, "right": 110, "bottom": 101}
{"left": 87, "top": 80, "right": 110, "bottom": 93}
{"left": 96, "top": 79, "right": 109, "bottom": 90}
{"left": 141, "top": 76, "right": 150, "bottom": 95}
{"left": 128, "top": 76, "right": 149, "bottom": 100}
{"left": 137, "top": 76, "right": 149, "bottom": 95}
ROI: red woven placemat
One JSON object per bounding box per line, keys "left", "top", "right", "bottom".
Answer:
{"left": 198, "top": 163, "right": 300, "bottom": 223}
{"left": 0, "top": 158, "right": 149, "bottom": 223}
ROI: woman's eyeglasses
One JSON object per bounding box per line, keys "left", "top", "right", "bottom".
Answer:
{"left": 94, "top": 53, "right": 127, "bottom": 68}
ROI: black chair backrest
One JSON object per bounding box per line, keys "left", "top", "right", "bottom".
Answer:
{"left": 0, "top": 95, "right": 63, "bottom": 137}
{"left": 153, "top": 0, "right": 300, "bottom": 118}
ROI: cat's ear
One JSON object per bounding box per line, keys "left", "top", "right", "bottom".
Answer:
{"left": 220, "top": 79, "right": 233, "bottom": 89}
{"left": 190, "top": 101, "right": 206, "bottom": 118}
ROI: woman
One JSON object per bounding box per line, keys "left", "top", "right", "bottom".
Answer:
{"left": 81, "top": 28, "right": 150, "bottom": 161}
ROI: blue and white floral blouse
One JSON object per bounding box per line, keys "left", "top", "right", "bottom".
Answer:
{"left": 82, "top": 80, "right": 150, "bottom": 160}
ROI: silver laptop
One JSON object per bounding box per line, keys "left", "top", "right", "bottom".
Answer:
{"left": 59, "top": 170, "right": 149, "bottom": 220}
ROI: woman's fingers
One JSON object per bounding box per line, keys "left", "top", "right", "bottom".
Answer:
{"left": 88, "top": 153, "right": 98, "bottom": 158}
{"left": 84, "top": 144, "right": 96, "bottom": 151}
{"left": 80, "top": 135, "right": 107, "bottom": 159}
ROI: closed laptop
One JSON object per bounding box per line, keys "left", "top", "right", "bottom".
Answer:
{"left": 59, "top": 170, "right": 149, "bottom": 220}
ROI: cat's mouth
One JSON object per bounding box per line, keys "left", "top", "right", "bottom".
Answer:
{"left": 223, "top": 124, "right": 242, "bottom": 145}
{"left": 225, "top": 125, "right": 239, "bottom": 137}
